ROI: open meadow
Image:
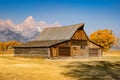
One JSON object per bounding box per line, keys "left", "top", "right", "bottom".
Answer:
{"left": 0, "top": 50, "right": 120, "bottom": 80}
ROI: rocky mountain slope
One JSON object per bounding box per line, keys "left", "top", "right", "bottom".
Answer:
{"left": 0, "top": 16, "right": 61, "bottom": 42}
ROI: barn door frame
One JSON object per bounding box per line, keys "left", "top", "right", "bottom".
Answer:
{"left": 59, "top": 46, "right": 70, "bottom": 57}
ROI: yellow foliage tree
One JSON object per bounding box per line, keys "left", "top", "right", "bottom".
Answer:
{"left": 0, "top": 40, "right": 22, "bottom": 51}
{"left": 8, "top": 40, "right": 22, "bottom": 49}
{"left": 90, "top": 29, "right": 117, "bottom": 51}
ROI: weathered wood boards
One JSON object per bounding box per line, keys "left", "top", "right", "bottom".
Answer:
{"left": 14, "top": 47, "right": 48, "bottom": 57}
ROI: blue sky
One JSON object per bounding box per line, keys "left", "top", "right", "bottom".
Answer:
{"left": 0, "top": 0, "right": 120, "bottom": 37}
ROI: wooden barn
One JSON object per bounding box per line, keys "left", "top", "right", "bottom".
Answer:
{"left": 14, "top": 23, "right": 102, "bottom": 58}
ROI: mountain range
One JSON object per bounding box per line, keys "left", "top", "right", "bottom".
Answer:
{"left": 0, "top": 16, "right": 61, "bottom": 42}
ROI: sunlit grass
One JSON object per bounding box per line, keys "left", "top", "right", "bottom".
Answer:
{"left": 0, "top": 51, "right": 13, "bottom": 54}
{"left": 0, "top": 50, "right": 120, "bottom": 80}
{"left": 0, "top": 55, "right": 73, "bottom": 80}
{"left": 103, "top": 50, "right": 120, "bottom": 56}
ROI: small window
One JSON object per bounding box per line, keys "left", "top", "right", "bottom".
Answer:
{"left": 81, "top": 46, "right": 85, "bottom": 49}
{"left": 73, "top": 47, "right": 77, "bottom": 50}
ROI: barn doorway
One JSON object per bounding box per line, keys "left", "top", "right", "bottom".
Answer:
{"left": 59, "top": 47, "right": 70, "bottom": 56}
{"left": 52, "top": 47, "right": 58, "bottom": 57}
{"left": 89, "top": 48, "right": 99, "bottom": 57}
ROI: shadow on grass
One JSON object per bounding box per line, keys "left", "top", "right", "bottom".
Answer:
{"left": 62, "top": 61, "right": 120, "bottom": 80}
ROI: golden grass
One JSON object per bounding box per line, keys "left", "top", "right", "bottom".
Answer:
{"left": 103, "top": 50, "right": 120, "bottom": 56}
{"left": 0, "top": 49, "right": 14, "bottom": 54}
{"left": 0, "top": 55, "right": 74, "bottom": 80}
{"left": 0, "top": 50, "right": 120, "bottom": 80}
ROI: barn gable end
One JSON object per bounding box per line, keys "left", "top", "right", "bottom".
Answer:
{"left": 14, "top": 23, "right": 102, "bottom": 58}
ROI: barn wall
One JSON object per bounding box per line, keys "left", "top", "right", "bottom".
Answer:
{"left": 87, "top": 41, "right": 102, "bottom": 57}
{"left": 51, "top": 41, "right": 71, "bottom": 57}
{"left": 70, "top": 28, "right": 89, "bottom": 57}
{"left": 70, "top": 39, "right": 88, "bottom": 57}
{"left": 88, "top": 41, "right": 100, "bottom": 48}
{"left": 14, "top": 47, "right": 48, "bottom": 58}
{"left": 58, "top": 41, "right": 71, "bottom": 56}
{"left": 58, "top": 41, "right": 71, "bottom": 47}
{"left": 72, "top": 29, "right": 88, "bottom": 40}
{"left": 70, "top": 30, "right": 102, "bottom": 58}
{"left": 70, "top": 41, "right": 102, "bottom": 57}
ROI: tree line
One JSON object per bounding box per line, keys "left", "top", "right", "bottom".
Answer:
{"left": 0, "top": 40, "right": 22, "bottom": 51}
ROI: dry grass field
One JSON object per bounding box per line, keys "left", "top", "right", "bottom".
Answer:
{"left": 0, "top": 50, "right": 120, "bottom": 80}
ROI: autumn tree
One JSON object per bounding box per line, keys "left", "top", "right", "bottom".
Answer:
{"left": 0, "top": 40, "right": 22, "bottom": 51}
{"left": 8, "top": 40, "right": 22, "bottom": 49}
{"left": 0, "top": 42, "right": 4, "bottom": 51}
{"left": 90, "top": 29, "right": 117, "bottom": 51}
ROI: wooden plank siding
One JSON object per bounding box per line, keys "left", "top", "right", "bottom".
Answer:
{"left": 71, "top": 29, "right": 88, "bottom": 57}
{"left": 71, "top": 40, "right": 88, "bottom": 46}
{"left": 89, "top": 48, "right": 99, "bottom": 57}
{"left": 72, "top": 29, "right": 88, "bottom": 40}
{"left": 59, "top": 47, "right": 70, "bottom": 56}
{"left": 51, "top": 41, "right": 71, "bottom": 57}
{"left": 88, "top": 41, "right": 102, "bottom": 57}
{"left": 14, "top": 47, "right": 48, "bottom": 58}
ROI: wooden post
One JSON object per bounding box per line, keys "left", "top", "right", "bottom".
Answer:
{"left": 48, "top": 48, "right": 51, "bottom": 59}
{"left": 56, "top": 47, "right": 59, "bottom": 58}
{"left": 14, "top": 48, "right": 16, "bottom": 57}
{"left": 70, "top": 46, "right": 73, "bottom": 57}
{"left": 99, "top": 48, "right": 102, "bottom": 58}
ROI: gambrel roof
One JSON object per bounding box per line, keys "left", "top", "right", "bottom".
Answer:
{"left": 14, "top": 23, "right": 85, "bottom": 48}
